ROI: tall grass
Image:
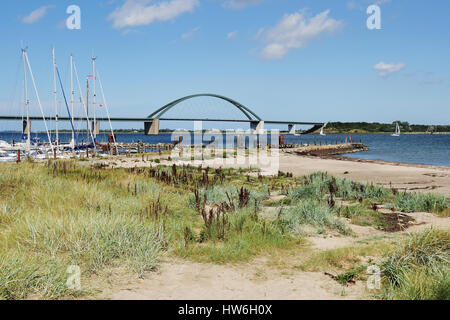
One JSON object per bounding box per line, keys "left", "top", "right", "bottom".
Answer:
{"left": 292, "top": 172, "right": 391, "bottom": 203}
{"left": 0, "top": 162, "right": 167, "bottom": 299}
{"left": 176, "top": 207, "right": 295, "bottom": 263}
{"left": 0, "top": 252, "right": 70, "bottom": 300}
{"left": 282, "top": 199, "right": 350, "bottom": 235}
{"left": 394, "top": 192, "right": 450, "bottom": 215}
{"left": 194, "top": 185, "right": 267, "bottom": 207}
{"left": 291, "top": 172, "right": 449, "bottom": 217}
{"left": 381, "top": 229, "right": 449, "bottom": 300}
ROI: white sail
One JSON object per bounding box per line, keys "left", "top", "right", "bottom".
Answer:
{"left": 391, "top": 123, "right": 400, "bottom": 137}
{"left": 320, "top": 122, "right": 327, "bottom": 136}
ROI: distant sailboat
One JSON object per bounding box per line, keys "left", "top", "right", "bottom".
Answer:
{"left": 391, "top": 123, "right": 400, "bottom": 137}
{"left": 320, "top": 122, "right": 328, "bottom": 136}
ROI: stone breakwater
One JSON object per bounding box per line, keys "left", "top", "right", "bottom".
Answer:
{"left": 286, "top": 143, "right": 370, "bottom": 157}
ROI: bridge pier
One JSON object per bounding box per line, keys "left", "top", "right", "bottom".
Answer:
{"left": 250, "top": 121, "right": 264, "bottom": 134}
{"left": 288, "top": 124, "right": 297, "bottom": 135}
{"left": 145, "top": 119, "right": 160, "bottom": 135}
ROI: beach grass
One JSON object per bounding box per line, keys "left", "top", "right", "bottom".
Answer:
{"left": 0, "top": 159, "right": 448, "bottom": 300}
{"left": 381, "top": 229, "right": 449, "bottom": 300}
{"left": 0, "top": 161, "right": 167, "bottom": 299}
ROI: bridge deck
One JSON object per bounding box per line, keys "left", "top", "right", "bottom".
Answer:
{"left": 0, "top": 116, "right": 323, "bottom": 126}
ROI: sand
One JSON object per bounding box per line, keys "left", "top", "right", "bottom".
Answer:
{"left": 101, "top": 258, "right": 368, "bottom": 300}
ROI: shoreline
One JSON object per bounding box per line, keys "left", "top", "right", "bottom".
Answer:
{"left": 309, "top": 153, "right": 450, "bottom": 171}
{"left": 1, "top": 131, "right": 450, "bottom": 135}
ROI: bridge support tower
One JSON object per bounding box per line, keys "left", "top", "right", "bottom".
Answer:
{"left": 251, "top": 121, "right": 265, "bottom": 134}
{"left": 145, "top": 119, "right": 160, "bottom": 135}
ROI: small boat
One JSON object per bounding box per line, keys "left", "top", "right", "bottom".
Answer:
{"left": 320, "top": 123, "right": 328, "bottom": 136}
{"left": 0, "top": 140, "right": 12, "bottom": 149}
{"left": 391, "top": 123, "right": 400, "bottom": 137}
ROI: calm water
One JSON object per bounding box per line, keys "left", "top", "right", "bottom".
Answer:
{"left": 285, "top": 134, "right": 450, "bottom": 167}
{"left": 1, "top": 132, "right": 449, "bottom": 167}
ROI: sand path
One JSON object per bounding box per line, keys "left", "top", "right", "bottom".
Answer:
{"left": 101, "top": 258, "right": 368, "bottom": 300}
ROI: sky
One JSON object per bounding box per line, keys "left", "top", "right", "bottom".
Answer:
{"left": 0, "top": 0, "right": 449, "bottom": 131}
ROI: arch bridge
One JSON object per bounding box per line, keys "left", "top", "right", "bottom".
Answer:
{"left": 0, "top": 93, "right": 326, "bottom": 135}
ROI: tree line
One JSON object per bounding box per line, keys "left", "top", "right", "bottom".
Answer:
{"left": 327, "top": 121, "right": 450, "bottom": 133}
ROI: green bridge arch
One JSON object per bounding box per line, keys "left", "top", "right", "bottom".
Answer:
{"left": 148, "top": 94, "right": 262, "bottom": 121}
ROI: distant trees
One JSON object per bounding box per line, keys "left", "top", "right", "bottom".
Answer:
{"left": 327, "top": 122, "right": 450, "bottom": 133}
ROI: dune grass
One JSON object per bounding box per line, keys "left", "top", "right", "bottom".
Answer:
{"left": 381, "top": 229, "right": 449, "bottom": 300}
{"left": 0, "top": 161, "right": 168, "bottom": 299}
{"left": 297, "top": 241, "right": 394, "bottom": 271}
{"left": 394, "top": 192, "right": 450, "bottom": 216}
{"left": 0, "top": 161, "right": 301, "bottom": 298}
{"left": 0, "top": 160, "right": 448, "bottom": 300}
{"left": 281, "top": 199, "right": 351, "bottom": 236}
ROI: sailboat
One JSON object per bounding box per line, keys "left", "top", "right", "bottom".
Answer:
{"left": 1, "top": 47, "right": 118, "bottom": 162}
{"left": 391, "top": 123, "right": 401, "bottom": 137}
{"left": 320, "top": 122, "right": 328, "bottom": 136}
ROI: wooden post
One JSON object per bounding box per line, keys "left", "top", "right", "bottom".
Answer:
{"left": 17, "top": 150, "right": 21, "bottom": 163}
{"left": 86, "top": 148, "right": 89, "bottom": 158}
{"left": 54, "top": 148, "right": 57, "bottom": 160}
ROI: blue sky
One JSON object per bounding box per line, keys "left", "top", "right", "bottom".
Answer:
{"left": 0, "top": 0, "right": 449, "bottom": 131}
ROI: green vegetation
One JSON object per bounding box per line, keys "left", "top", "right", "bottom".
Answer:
{"left": 381, "top": 229, "right": 449, "bottom": 300}
{"left": 0, "top": 162, "right": 168, "bottom": 299}
{"left": 327, "top": 121, "right": 450, "bottom": 134}
{"left": 282, "top": 199, "right": 351, "bottom": 236}
{"left": 297, "top": 241, "right": 394, "bottom": 271}
{"left": 0, "top": 159, "right": 448, "bottom": 300}
{"left": 394, "top": 192, "right": 450, "bottom": 216}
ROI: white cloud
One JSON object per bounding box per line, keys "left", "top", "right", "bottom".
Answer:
{"left": 258, "top": 10, "right": 342, "bottom": 60}
{"left": 227, "top": 30, "right": 238, "bottom": 39}
{"left": 108, "top": 0, "right": 200, "bottom": 29}
{"left": 222, "top": 0, "right": 262, "bottom": 9}
{"left": 373, "top": 62, "right": 406, "bottom": 77}
{"left": 181, "top": 26, "right": 200, "bottom": 39}
{"left": 22, "top": 5, "right": 55, "bottom": 24}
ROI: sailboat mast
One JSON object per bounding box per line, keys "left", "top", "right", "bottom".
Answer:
{"left": 22, "top": 48, "right": 30, "bottom": 153}
{"left": 70, "top": 54, "right": 75, "bottom": 149}
{"left": 52, "top": 47, "right": 59, "bottom": 147}
{"left": 86, "top": 79, "right": 89, "bottom": 145}
{"left": 92, "top": 57, "right": 97, "bottom": 140}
